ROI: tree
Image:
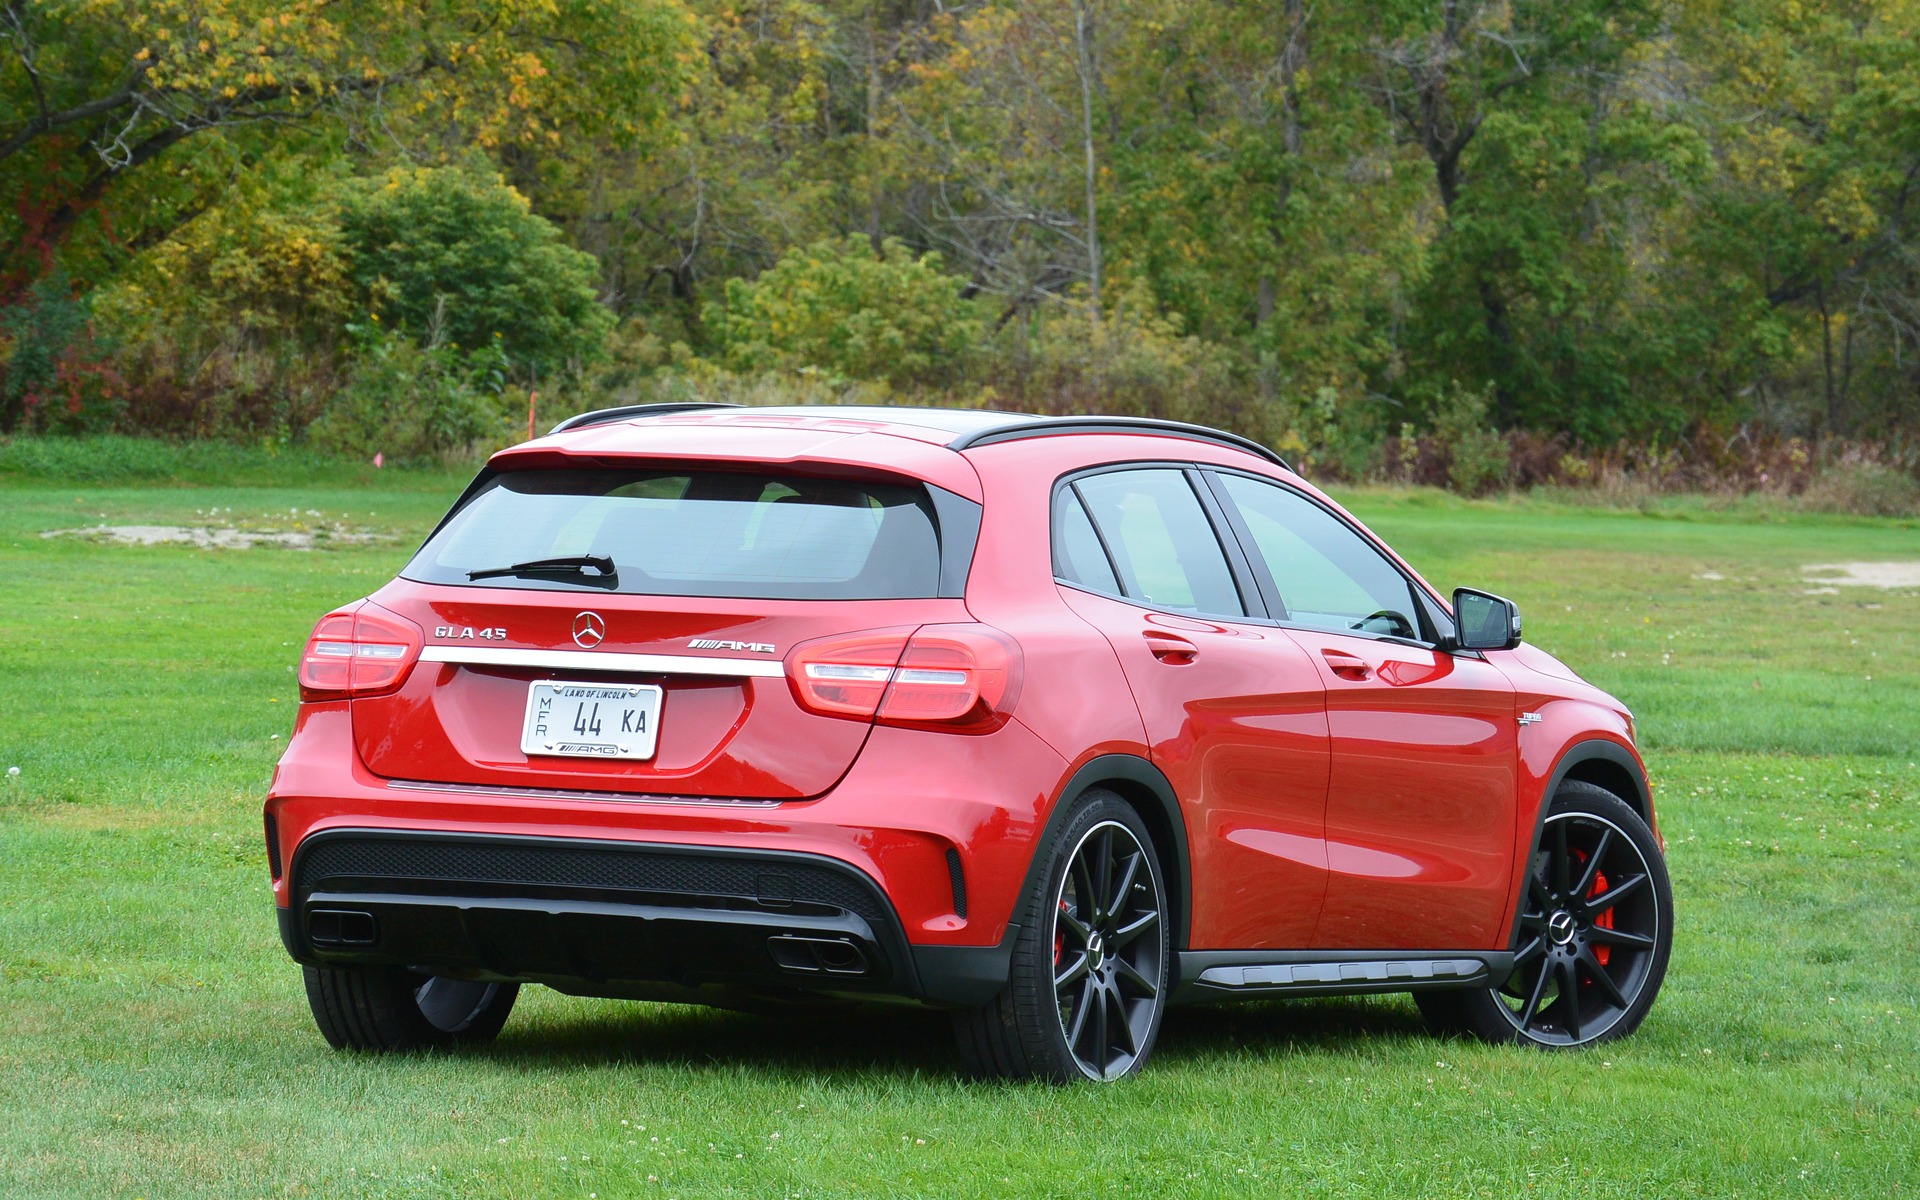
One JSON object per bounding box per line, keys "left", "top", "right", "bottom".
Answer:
{"left": 1368, "top": 0, "right": 1686, "bottom": 436}
{"left": 0, "top": 0, "right": 698, "bottom": 296}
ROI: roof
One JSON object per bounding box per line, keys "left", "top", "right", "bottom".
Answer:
{"left": 545, "top": 403, "right": 1290, "bottom": 470}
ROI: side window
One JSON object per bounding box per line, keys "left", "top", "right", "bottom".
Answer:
{"left": 1217, "top": 474, "right": 1425, "bottom": 640}
{"left": 1068, "top": 469, "right": 1245, "bottom": 617}
{"left": 1053, "top": 488, "right": 1123, "bottom": 595}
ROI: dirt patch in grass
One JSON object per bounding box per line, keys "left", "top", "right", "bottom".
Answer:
{"left": 39, "top": 524, "right": 388, "bottom": 550}
{"left": 1801, "top": 561, "right": 1920, "bottom": 588}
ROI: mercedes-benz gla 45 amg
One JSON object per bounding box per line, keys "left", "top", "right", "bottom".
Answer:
{"left": 266, "top": 404, "right": 1671, "bottom": 1081}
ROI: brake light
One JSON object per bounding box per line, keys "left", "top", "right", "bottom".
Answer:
{"left": 786, "top": 625, "right": 1022, "bottom": 733}
{"left": 789, "top": 629, "right": 913, "bottom": 718}
{"left": 297, "top": 602, "right": 423, "bottom": 701}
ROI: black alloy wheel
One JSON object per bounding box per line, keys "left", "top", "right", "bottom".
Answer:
{"left": 1418, "top": 781, "right": 1672, "bottom": 1047}
{"left": 1049, "top": 819, "right": 1167, "bottom": 1079}
{"left": 954, "top": 789, "right": 1171, "bottom": 1082}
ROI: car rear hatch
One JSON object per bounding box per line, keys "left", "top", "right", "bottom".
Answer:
{"left": 348, "top": 459, "right": 978, "bottom": 800}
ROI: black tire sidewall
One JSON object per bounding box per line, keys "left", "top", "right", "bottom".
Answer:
{"left": 1013, "top": 790, "right": 1172, "bottom": 1081}
{"left": 303, "top": 964, "right": 519, "bottom": 1052}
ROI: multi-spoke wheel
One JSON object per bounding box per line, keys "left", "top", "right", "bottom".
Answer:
{"left": 954, "top": 789, "right": 1170, "bottom": 1082}
{"left": 1418, "top": 781, "right": 1671, "bottom": 1047}
{"left": 304, "top": 964, "right": 519, "bottom": 1051}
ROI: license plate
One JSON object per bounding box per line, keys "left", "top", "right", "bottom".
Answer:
{"left": 521, "top": 681, "right": 663, "bottom": 760}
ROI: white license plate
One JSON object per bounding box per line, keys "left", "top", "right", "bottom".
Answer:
{"left": 521, "top": 681, "right": 663, "bottom": 760}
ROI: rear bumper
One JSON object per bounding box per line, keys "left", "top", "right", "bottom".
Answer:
{"left": 268, "top": 703, "right": 1071, "bottom": 955}
{"left": 279, "top": 827, "right": 1013, "bottom": 1007}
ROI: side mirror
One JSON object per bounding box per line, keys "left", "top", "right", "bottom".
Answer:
{"left": 1451, "top": 587, "right": 1522, "bottom": 651}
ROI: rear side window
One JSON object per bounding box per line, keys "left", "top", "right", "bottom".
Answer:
{"left": 406, "top": 469, "right": 943, "bottom": 599}
{"left": 1064, "top": 469, "right": 1245, "bottom": 617}
{"left": 1052, "top": 489, "right": 1122, "bottom": 595}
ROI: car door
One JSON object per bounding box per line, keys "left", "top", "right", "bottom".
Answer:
{"left": 1208, "top": 471, "right": 1519, "bottom": 951}
{"left": 1052, "top": 466, "right": 1331, "bottom": 949}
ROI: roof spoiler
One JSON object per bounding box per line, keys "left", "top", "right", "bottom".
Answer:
{"left": 548, "top": 402, "right": 740, "bottom": 435}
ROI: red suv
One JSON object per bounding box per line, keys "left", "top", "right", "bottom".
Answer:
{"left": 266, "top": 404, "right": 1671, "bottom": 1081}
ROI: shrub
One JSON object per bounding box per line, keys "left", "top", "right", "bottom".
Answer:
{"left": 974, "top": 282, "right": 1254, "bottom": 430}
{"left": 0, "top": 273, "right": 123, "bottom": 435}
{"left": 94, "top": 195, "right": 351, "bottom": 345}
{"left": 1430, "top": 381, "right": 1510, "bottom": 496}
{"left": 338, "top": 165, "right": 612, "bottom": 377}
{"left": 306, "top": 329, "right": 517, "bottom": 463}
{"left": 1799, "top": 460, "right": 1920, "bottom": 517}
{"left": 718, "top": 236, "right": 980, "bottom": 386}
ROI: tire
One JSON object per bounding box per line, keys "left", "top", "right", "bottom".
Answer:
{"left": 1417, "top": 780, "right": 1672, "bottom": 1047}
{"left": 954, "top": 789, "right": 1171, "bottom": 1082}
{"left": 303, "top": 965, "right": 519, "bottom": 1052}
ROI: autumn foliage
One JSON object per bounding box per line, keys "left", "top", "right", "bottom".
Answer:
{"left": 1, "top": 0, "right": 1917, "bottom": 496}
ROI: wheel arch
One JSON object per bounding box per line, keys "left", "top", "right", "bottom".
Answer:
{"left": 1556, "top": 743, "right": 1651, "bottom": 826}
{"left": 1506, "top": 738, "right": 1653, "bottom": 947}
{"left": 1024, "top": 754, "right": 1193, "bottom": 951}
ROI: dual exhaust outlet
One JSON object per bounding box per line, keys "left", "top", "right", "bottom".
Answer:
{"left": 767, "top": 935, "right": 871, "bottom": 976}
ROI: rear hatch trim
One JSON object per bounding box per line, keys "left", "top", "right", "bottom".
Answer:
{"left": 418, "top": 645, "right": 784, "bottom": 678}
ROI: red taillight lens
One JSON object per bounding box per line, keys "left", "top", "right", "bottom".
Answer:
{"left": 299, "top": 611, "right": 357, "bottom": 696}
{"left": 788, "top": 630, "right": 913, "bottom": 718}
{"left": 786, "top": 625, "right": 1022, "bottom": 733}
{"left": 880, "top": 627, "right": 1020, "bottom": 727}
{"left": 297, "top": 602, "right": 423, "bottom": 701}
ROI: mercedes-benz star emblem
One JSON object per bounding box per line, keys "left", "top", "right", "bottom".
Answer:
{"left": 572, "top": 611, "right": 606, "bottom": 648}
{"left": 1547, "top": 910, "right": 1577, "bottom": 946}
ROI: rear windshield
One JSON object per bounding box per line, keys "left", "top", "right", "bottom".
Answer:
{"left": 405, "top": 469, "right": 944, "bottom": 599}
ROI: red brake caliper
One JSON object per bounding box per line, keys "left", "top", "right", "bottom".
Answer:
{"left": 1568, "top": 849, "right": 1613, "bottom": 968}
{"left": 1590, "top": 867, "right": 1613, "bottom": 967}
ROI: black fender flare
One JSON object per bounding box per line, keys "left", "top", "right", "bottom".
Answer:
{"left": 1505, "top": 738, "right": 1653, "bottom": 947}
{"left": 1018, "top": 753, "right": 1193, "bottom": 951}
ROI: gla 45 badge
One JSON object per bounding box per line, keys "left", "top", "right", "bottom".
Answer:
{"left": 434, "top": 625, "right": 509, "bottom": 640}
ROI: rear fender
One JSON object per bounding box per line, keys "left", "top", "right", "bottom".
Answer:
{"left": 1016, "top": 754, "right": 1193, "bottom": 952}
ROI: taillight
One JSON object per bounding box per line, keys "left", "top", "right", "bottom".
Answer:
{"left": 789, "top": 629, "right": 914, "bottom": 718}
{"left": 786, "top": 624, "right": 1022, "bottom": 733}
{"left": 297, "top": 601, "right": 423, "bottom": 701}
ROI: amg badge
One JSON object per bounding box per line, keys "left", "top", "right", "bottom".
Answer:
{"left": 687, "top": 638, "right": 777, "bottom": 654}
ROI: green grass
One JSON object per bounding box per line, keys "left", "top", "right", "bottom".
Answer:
{"left": 1, "top": 469, "right": 1915, "bottom": 1198}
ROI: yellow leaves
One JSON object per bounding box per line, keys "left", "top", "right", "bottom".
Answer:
{"left": 135, "top": 46, "right": 151, "bottom": 60}
{"left": 1815, "top": 172, "right": 1880, "bottom": 241}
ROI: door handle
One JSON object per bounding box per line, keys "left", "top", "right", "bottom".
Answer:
{"left": 1321, "top": 648, "right": 1373, "bottom": 680}
{"left": 1143, "top": 630, "right": 1199, "bottom": 665}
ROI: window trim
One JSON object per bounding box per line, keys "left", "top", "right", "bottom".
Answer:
{"left": 1197, "top": 467, "right": 1456, "bottom": 651}
{"left": 1047, "top": 462, "right": 1257, "bottom": 623}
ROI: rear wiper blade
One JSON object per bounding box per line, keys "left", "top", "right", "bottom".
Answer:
{"left": 467, "top": 554, "right": 619, "bottom": 588}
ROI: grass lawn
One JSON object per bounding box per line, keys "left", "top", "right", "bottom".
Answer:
{"left": 0, "top": 461, "right": 1915, "bottom": 1198}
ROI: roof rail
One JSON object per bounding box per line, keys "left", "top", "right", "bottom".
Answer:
{"left": 548, "top": 402, "right": 739, "bottom": 436}
{"left": 947, "top": 416, "right": 1290, "bottom": 471}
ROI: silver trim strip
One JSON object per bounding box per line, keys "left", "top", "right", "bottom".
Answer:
{"left": 418, "top": 646, "right": 784, "bottom": 678}
{"left": 1196, "top": 958, "right": 1489, "bottom": 989}
{"left": 385, "top": 779, "right": 784, "bottom": 807}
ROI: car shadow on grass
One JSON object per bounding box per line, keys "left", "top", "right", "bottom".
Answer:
{"left": 478, "top": 992, "right": 1432, "bottom": 1080}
